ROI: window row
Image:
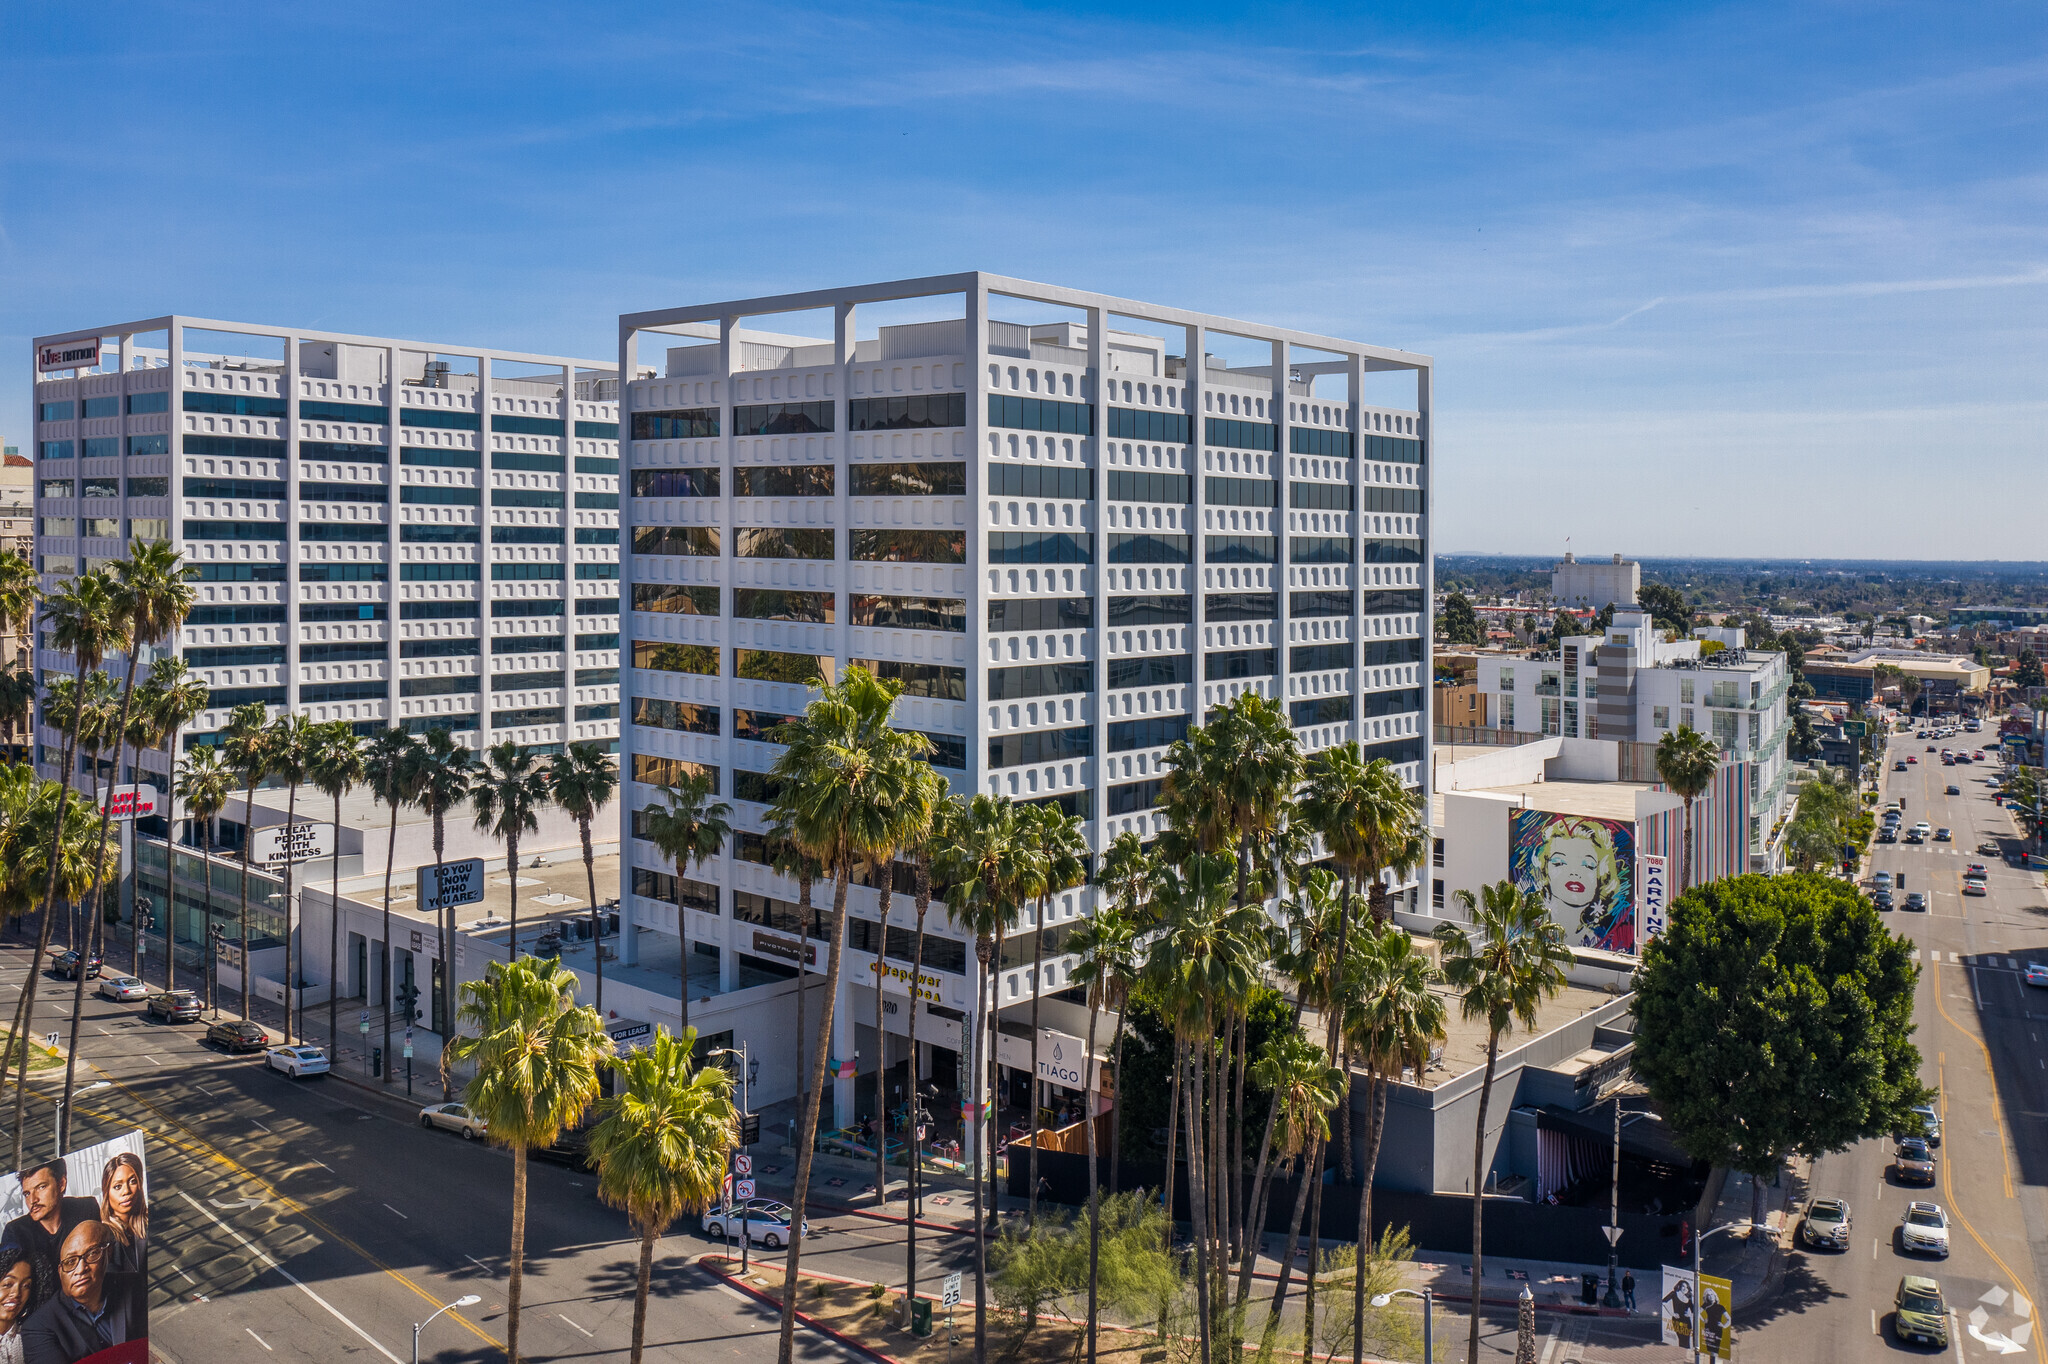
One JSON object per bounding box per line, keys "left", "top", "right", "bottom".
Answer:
{"left": 849, "top": 392, "right": 965, "bottom": 431}
{"left": 1105, "top": 408, "right": 1190, "bottom": 444}
{"left": 988, "top": 394, "right": 1093, "bottom": 435}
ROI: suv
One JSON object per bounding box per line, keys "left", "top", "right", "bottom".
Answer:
{"left": 146, "top": 990, "right": 203, "bottom": 1023}
{"left": 1893, "top": 1276, "right": 1949, "bottom": 1347}
{"left": 1800, "top": 1197, "right": 1852, "bottom": 1250}
{"left": 52, "top": 951, "right": 103, "bottom": 980}
{"left": 1899, "top": 1202, "right": 1949, "bottom": 1258}
{"left": 206, "top": 1019, "right": 269, "bottom": 1053}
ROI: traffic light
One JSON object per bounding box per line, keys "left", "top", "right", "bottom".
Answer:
{"left": 395, "top": 982, "right": 420, "bottom": 1018}
{"left": 738, "top": 1111, "right": 762, "bottom": 1146}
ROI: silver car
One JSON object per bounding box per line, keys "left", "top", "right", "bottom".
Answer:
{"left": 96, "top": 975, "right": 148, "bottom": 1003}
{"left": 1899, "top": 1201, "right": 1949, "bottom": 1258}
{"left": 418, "top": 1102, "right": 489, "bottom": 1140}
{"left": 1800, "top": 1197, "right": 1852, "bottom": 1250}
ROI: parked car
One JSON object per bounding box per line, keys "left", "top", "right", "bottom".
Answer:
{"left": 1893, "top": 1276, "right": 1949, "bottom": 1347}
{"left": 145, "top": 990, "right": 203, "bottom": 1023}
{"left": 95, "top": 976, "right": 147, "bottom": 1003}
{"left": 52, "top": 951, "right": 103, "bottom": 980}
{"left": 205, "top": 1019, "right": 269, "bottom": 1053}
{"left": 701, "top": 1201, "right": 808, "bottom": 1249}
{"left": 267, "top": 1045, "right": 330, "bottom": 1079}
{"left": 419, "top": 1102, "right": 488, "bottom": 1140}
{"left": 1894, "top": 1137, "right": 1936, "bottom": 1185}
{"left": 2024, "top": 962, "right": 2048, "bottom": 989}
{"left": 1800, "top": 1198, "right": 1852, "bottom": 1250}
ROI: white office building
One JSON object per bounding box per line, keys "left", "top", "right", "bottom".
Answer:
{"left": 1472, "top": 607, "right": 1793, "bottom": 864}
{"left": 30, "top": 318, "right": 621, "bottom": 957}
{"left": 615, "top": 273, "right": 1434, "bottom": 1121}
{"left": 1550, "top": 551, "right": 1639, "bottom": 611}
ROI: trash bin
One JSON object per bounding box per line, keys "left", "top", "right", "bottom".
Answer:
{"left": 910, "top": 1299, "right": 932, "bottom": 1337}
{"left": 371, "top": 1048, "right": 383, "bottom": 1078}
{"left": 1581, "top": 1273, "right": 1600, "bottom": 1305}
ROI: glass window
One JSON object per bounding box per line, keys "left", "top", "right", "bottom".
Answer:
{"left": 735, "top": 527, "right": 833, "bottom": 560}
{"left": 1205, "top": 476, "right": 1274, "bottom": 507}
{"left": 1204, "top": 535, "right": 1275, "bottom": 564}
{"left": 634, "top": 641, "right": 721, "bottom": 676}
{"left": 851, "top": 595, "right": 966, "bottom": 632}
{"left": 127, "top": 435, "right": 170, "bottom": 456}
{"left": 1206, "top": 593, "right": 1276, "bottom": 622}
{"left": 630, "top": 468, "right": 719, "bottom": 497}
{"left": 492, "top": 670, "right": 565, "bottom": 691}
{"left": 492, "top": 562, "right": 562, "bottom": 580}
{"left": 1106, "top": 534, "right": 1189, "bottom": 565}
{"left": 1361, "top": 434, "right": 1424, "bottom": 465}
{"left": 191, "top": 563, "right": 287, "bottom": 583}
{"left": 1104, "top": 408, "right": 1190, "bottom": 443}
{"left": 575, "top": 492, "right": 618, "bottom": 510}
{"left": 81, "top": 438, "right": 118, "bottom": 459}
{"left": 185, "top": 644, "right": 288, "bottom": 668}
{"left": 1289, "top": 482, "right": 1353, "bottom": 510}
{"left": 184, "top": 392, "right": 288, "bottom": 418}
{"left": 38, "top": 517, "right": 75, "bottom": 537}
{"left": 732, "top": 465, "right": 834, "bottom": 497}
{"left": 303, "top": 680, "right": 390, "bottom": 703}
{"left": 575, "top": 421, "right": 619, "bottom": 441}
{"left": 733, "top": 649, "right": 829, "bottom": 685}
{"left": 576, "top": 563, "right": 620, "bottom": 579}
{"left": 402, "top": 638, "right": 480, "bottom": 659}
{"left": 1107, "top": 779, "right": 1165, "bottom": 815}
{"left": 81, "top": 396, "right": 119, "bottom": 419}
{"left": 492, "top": 598, "right": 565, "bottom": 617}
{"left": 38, "top": 441, "right": 73, "bottom": 460}
{"left": 1289, "top": 590, "right": 1352, "bottom": 618}
{"left": 574, "top": 632, "right": 617, "bottom": 651}
{"left": 630, "top": 409, "right": 719, "bottom": 440}
{"left": 491, "top": 635, "right": 566, "bottom": 656}
{"left": 986, "top": 394, "right": 1092, "bottom": 435}
{"left": 82, "top": 478, "right": 121, "bottom": 499}
{"left": 1107, "top": 715, "right": 1191, "bottom": 752}
{"left": 303, "top": 481, "right": 391, "bottom": 503}
{"left": 185, "top": 478, "right": 287, "bottom": 499}
{"left": 731, "top": 401, "right": 833, "bottom": 436}
{"left": 301, "top": 642, "right": 385, "bottom": 663}
{"left": 300, "top": 523, "right": 390, "bottom": 542}
{"left": 733, "top": 589, "right": 835, "bottom": 623}
{"left": 402, "top": 448, "right": 481, "bottom": 469}
{"left": 1291, "top": 642, "right": 1354, "bottom": 673}
{"left": 575, "top": 702, "right": 617, "bottom": 721}
{"left": 988, "top": 726, "right": 1092, "bottom": 768}
{"left": 733, "top": 710, "right": 800, "bottom": 743}
{"left": 848, "top": 462, "right": 966, "bottom": 496}
{"left": 493, "top": 452, "right": 565, "bottom": 474}
{"left": 631, "top": 697, "right": 720, "bottom": 735}
{"left": 731, "top": 770, "right": 784, "bottom": 804}
{"left": 301, "top": 440, "right": 388, "bottom": 464}
{"left": 38, "top": 401, "right": 75, "bottom": 421}
{"left": 988, "top": 598, "right": 1093, "bottom": 631}
{"left": 632, "top": 525, "right": 718, "bottom": 556}
{"left": 490, "top": 414, "right": 565, "bottom": 438}
{"left": 184, "top": 521, "right": 287, "bottom": 541}
{"left": 986, "top": 531, "right": 1091, "bottom": 565}
{"left": 1653, "top": 705, "right": 1669, "bottom": 730}
{"left": 394, "top": 485, "right": 475, "bottom": 506}
{"left": 401, "top": 601, "right": 480, "bottom": 620}
{"left": 400, "top": 676, "right": 482, "bottom": 697}
{"left": 298, "top": 602, "right": 388, "bottom": 622}
{"left": 39, "top": 480, "right": 74, "bottom": 499}
{"left": 1106, "top": 655, "right": 1191, "bottom": 689}
{"left": 851, "top": 528, "right": 965, "bottom": 563}
{"left": 853, "top": 659, "right": 964, "bottom": 700}
{"left": 125, "top": 477, "right": 169, "bottom": 497}
{"left": 1106, "top": 470, "right": 1190, "bottom": 503}
{"left": 1203, "top": 417, "right": 1275, "bottom": 451}
{"left": 1288, "top": 428, "right": 1354, "bottom": 459}
{"left": 576, "top": 667, "right": 619, "bottom": 686}
{"left": 987, "top": 463, "right": 1093, "bottom": 500}
{"left": 183, "top": 434, "right": 286, "bottom": 460}
{"left": 492, "top": 527, "right": 565, "bottom": 545}
{"left": 573, "top": 595, "right": 618, "bottom": 614}
{"left": 492, "top": 488, "right": 565, "bottom": 508}
{"left": 1204, "top": 648, "right": 1275, "bottom": 681}
{"left": 631, "top": 583, "right": 718, "bottom": 615}
{"left": 1361, "top": 689, "right": 1422, "bottom": 718}
{"left": 847, "top": 393, "right": 967, "bottom": 431}
{"left": 988, "top": 662, "right": 1092, "bottom": 700}
{"left": 400, "top": 564, "right": 479, "bottom": 582}
{"left": 400, "top": 407, "right": 482, "bottom": 431}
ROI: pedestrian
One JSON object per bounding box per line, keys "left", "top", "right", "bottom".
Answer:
{"left": 1622, "top": 1269, "right": 1636, "bottom": 1313}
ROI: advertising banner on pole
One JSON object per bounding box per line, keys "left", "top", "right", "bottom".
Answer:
{"left": 1660, "top": 1265, "right": 1732, "bottom": 1357}
{"left": 0, "top": 1130, "right": 151, "bottom": 1363}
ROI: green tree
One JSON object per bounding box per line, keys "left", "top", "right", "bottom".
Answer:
{"left": 546, "top": 743, "right": 619, "bottom": 1011}
{"left": 1025, "top": 803, "right": 1088, "bottom": 1228}
{"left": 1439, "top": 591, "right": 1481, "bottom": 646}
{"left": 472, "top": 740, "right": 550, "bottom": 962}
{"left": 637, "top": 771, "right": 731, "bottom": 1029}
{"left": 2015, "top": 650, "right": 2045, "bottom": 689}
{"left": 446, "top": 956, "right": 609, "bottom": 1364}
{"left": 1090, "top": 833, "right": 1154, "bottom": 1198}
{"left": 221, "top": 702, "right": 273, "bottom": 1029}
{"left": 364, "top": 728, "right": 421, "bottom": 1076}
{"left": 1655, "top": 726, "right": 1720, "bottom": 894}
{"left": 174, "top": 746, "right": 233, "bottom": 1015}
{"left": 1246, "top": 1026, "right": 1343, "bottom": 1336}
{"left": 1438, "top": 882, "right": 1571, "bottom": 1364}
{"left": 588, "top": 1025, "right": 735, "bottom": 1364}
{"left": 137, "top": 656, "right": 210, "bottom": 988}
{"left": 1637, "top": 582, "right": 1692, "bottom": 635}
{"left": 264, "top": 714, "right": 317, "bottom": 1043}
{"left": 308, "top": 723, "right": 365, "bottom": 1052}
{"left": 1065, "top": 903, "right": 1142, "bottom": 1364}
{"left": 1548, "top": 609, "right": 1580, "bottom": 646}
{"left": 1631, "top": 873, "right": 1928, "bottom": 1227}
{"left": 893, "top": 773, "right": 952, "bottom": 1327}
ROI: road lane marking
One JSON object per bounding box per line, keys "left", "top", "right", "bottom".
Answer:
{"left": 1931, "top": 1059, "right": 2046, "bottom": 1364}
{"left": 466, "top": 1254, "right": 493, "bottom": 1274}
{"left": 1872, "top": 1308, "right": 1879, "bottom": 1335}
{"left": 144, "top": 1055, "right": 161, "bottom": 1066}
{"left": 179, "top": 1191, "right": 402, "bottom": 1364}
{"left": 383, "top": 1203, "right": 408, "bottom": 1219}
{"left": 246, "top": 1327, "right": 273, "bottom": 1351}
{"left": 559, "top": 1313, "right": 594, "bottom": 1338}
{"left": 249, "top": 1119, "right": 271, "bottom": 1133}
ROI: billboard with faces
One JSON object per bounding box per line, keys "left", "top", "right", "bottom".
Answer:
{"left": 1510, "top": 809, "right": 1637, "bottom": 955}
{"left": 0, "top": 1131, "right": 150, "bottom": 1364}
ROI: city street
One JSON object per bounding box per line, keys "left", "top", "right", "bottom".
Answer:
{"left": 1740, "top": 734, "right": 2048, "bottom": 1362}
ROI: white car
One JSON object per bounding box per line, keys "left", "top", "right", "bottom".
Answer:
{"left": 96, "top": 976, "right": 148, "bottom": 1003}
{"left": 1899, "top": 1201, "right": 1949, "bottom": 1258}
{"left": 702, "top": 1200, "right": 809, "bottom": 1249}
{"left": 267, "top": 1045, "right": 330, "bottom": 1079}
{"left": 2024, "top": 963, "right": 2048, "bottom": 989}
{"left": 419, "top": 1102, "right": 489, "bottom": 1140}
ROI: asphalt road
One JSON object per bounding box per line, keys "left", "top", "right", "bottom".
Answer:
{"left": 0, "top": 938, "right": 879, "bottom": 1364}
{"left": 1739, "top": 732, "right": 2048, "bottom": 1363}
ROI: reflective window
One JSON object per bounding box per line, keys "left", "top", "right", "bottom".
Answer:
{"left": 733, "top": 465, "right": 834, "bottom": 497}
{"left": 1289, "top": 428, "right": 1353, "bottom": 459}
{"left": 987, "top": 531, "right": 1091, "bottom": 564}
{"left": 1204, "top": 535, "right": 1275, "bottom": 564}
{"left": 848, "top": 393, "right": 966, "bottom": 431}
{"left": 492, "top": 527, "right": 564, "bottom": 545}
{"left": 1290, "top": 590, "right": 1353, "bottom": 618}
{"left": 987, "top": 598, "right": 1092, "bottom": 631}
{"left": 631, "top": 526, "right": 719, "bottom": 556}
{"left": 303, "top": 481, "right": 389, "bottom": 503}
{"left": 492, "top": 488, "right": 565, "bottom": 508}
{"left": 1290, "top": 482, "right": 1352, "bottom": 510}
{"left": 734, "top": 589, "right": 835, "bottom": 623}
{"left": 1205, "top": 477, "right": 1274, "bottom": 507}
{"left": 1105, "top": 408, "right": 1190, "bottom": 443}
{"left": 1204, "top": 418, "right": 1274, "bottom": 451}
{"left": 493, "top": 598, "right": 565, "bottom": 617}
{"left": 631, "top": 583, "right": 718, "bottom": 614}
{"left": 128, "top": 435, "right": 169, "bottom": 456}
{"left": 735, "top": 527, "right": 833, "bottom": 560}
{"left": 854, "top": 659, "right": 965, "bottom": 700}
{"left": 1106, "top": 471, "right": 1189, "bottom": 503}
{"left": 1205, "top": 593, "right": 1276, "bottom": 622}
{"left": 1108, "top": 715, "right": 1190, "bottom": 752}
{"left": 1106, "top": 655, "right": 1190, "bottom": 689}
{"left": 849, "top": 462, "right": 965, "bottom": 496}
{"left": 402, "top": 448, "right": 480, "bottom": 469}
{"left": 987, "top": 463, "right": 1093, "bottom": 500}
{"left": 402, "top": 638, "right": 480, "bottom": 659}
{"left": 301, "top": 523, "right": 390, "bottom": 542}
{"left": 401, "top": 601, "right": 480, "bottom": 619}
{"left": 184, "top": 392, "right": 287, "bottom": 418}
{"left": 631, "top": 409, "right": 719, "bottom": 440}
{"left": 632, "top": 698, "right": 720, "bottom": 735}
{"left": 1290, "top": 537, "right": 1354, "bottom": 564}
{"left": 400, "top": 407, "right": 482, "bottom": 431}
{"left": 1106, "top": 595, "right": 1190, "bottom": 626}
{"left": 988, "top": 726, "right": 1092, "bottom": 768}
{"left": 732, "top": 649, "right": 827, "bottom": 684}
{"left": 732, "top": 401, "right": 833, "bottom": 435}
{"left": 631, "top": 468, "right": 719, "bottom": 497}
{"left": 853, "top": 595, "right": 966, "bottom": 632}
{"left": 1204, "top": 648, "right": 1275, "bottom": 680}
{"left": 853, "top": 529, "right": 965, "bottom": 563}
{"left": 491, "top": 414, "right": 565, "bottom": 437}
{"left": 401, "top": 676, "right": 482, "bottom": 697}
{"left": 1290, "top": 642, "right": 1355, "bottom": 673}
{"left": 1107, "top": 779, "right": 1165, "bottom": 815}
{"left": 1291, "top": 697, "right": 1352, "bottom": 726}
{"left": 987, "top": 394, "right": 1092, "bottom": 435}
{"left": 403, "top": 525, "right": 481, "bottom": 543}
{"left": 989, "top": 662, "right": 1093, "bottom": 700}
{"left": 184, "top": 521, "right": 286, "bottom": 541}
{"left": 493, "top": 452, "right": 564, "bottom": 474}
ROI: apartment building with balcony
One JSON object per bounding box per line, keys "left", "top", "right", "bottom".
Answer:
{"left": 615, "top": 274, "right": 1435, "bottom": 1120}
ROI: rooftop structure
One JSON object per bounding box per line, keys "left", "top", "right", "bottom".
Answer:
{"left": 1550, "top": 551, "right": 1638, "bottom": 611}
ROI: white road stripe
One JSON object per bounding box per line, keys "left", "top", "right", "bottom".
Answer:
{"left": 383, "top": 1203, "right": 408, "bottom": 1219}
{"left": 250, "top": 1120, "right": 271, "bottom": 1133}
{"left": 559, "top": 1314, "right": 594, "bottom": 1338}
{"left": 247, "top": 1327, "right": 273, "bottom": 1351}
{"left": 144, "top": 1056, "right": 161, "bottom": 1067}
{"left": 177, "top": 1190, "right": 402, "bottom": 1364}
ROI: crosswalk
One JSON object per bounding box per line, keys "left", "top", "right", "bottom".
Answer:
{"left": 1927, "top": 948, "right": 2040, "bottom": 971}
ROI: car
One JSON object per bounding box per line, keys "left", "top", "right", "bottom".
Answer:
{"left": 1800, "top": 1197, "right": 1852, "bottom": 1250}
{"left": 1894, "top": 1137, "right": 1936, "bottom": 1185}
{"left": 1979, "top": 841, "right": 2001, "bottom": 855}
{"left": 1905, "top": 829, "right": 1924, "bottom": 844}
{"left": 1934, "top": 827, "right": 1951, "bottom": 841}
{"left": 205, "top": 1019, "right": 269, "bottom": 1053}
{"left": 1913, "top": 822, "right": 1930, "bottom": 838}
{"left": 145, "top": 990, "right": 202, "bottom": 1023}
{"left": 2025, "top": 963, "right": 2048, "bottom": 988}
{"left": 1876, "top": 829, "right": 1898, "bottom": 843}
{"left": 701, "top": 1201, "right": 809, "bottom": 1249}
{"left": 1910, "top": 1104, "right": 1940, "bottom": 1145}
{"left": 1895, "top": 760, "right": 1909, "bottom": 771}
{"left": 1903, "top": 892, "right": 1927, "bottom": 911}
{"left": 1907, "top": 755, "right": 1918, "bottom": 764}
{"left": 419, "top": 1102, "right": 488, "bottom": 1140}
{"left": 1964, "top": 878, "right": 1987, "bottom": 896}
{"left": 267, "top": 1045, "right": 330, "bottom": 1079}
{"left": 1965, "top": 863, "right": 1986, "bottom": 877}
{"left": 95, "top": 976, "right": 147, "bottom": 1003}
{"left": 1874, "top": 871, "right": 1893, "bottom": 892}
{"left": 1893, "top": 1276, "right": 1949, "bottom": 1347}
{"left": 52, "top": 951, "right": 103, "bottom": 980}
{"left": 1945, "top": 785, "right": 1961, "bottom": 796}
{"left": 1874, "top": 890, "right": 1895, "bottom": 911}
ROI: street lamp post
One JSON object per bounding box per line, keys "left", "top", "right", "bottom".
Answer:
{"left": 1689, "top": 1221, "right": 1763, "bottom": 1364}
{"left": 1370, "top": 1287, "right": 1434, "bottom": 1364}
{"left": 1594, "top": 1079, "right": 1648, "bottom": 1308}
{"left": 412, "top": 1293, "right": 480, "bottom": 1364}
{"left": 710, "top": 1044, "right": 753, "bottom": 1272}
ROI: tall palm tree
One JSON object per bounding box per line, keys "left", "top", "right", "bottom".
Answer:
{"left": 174, "top": 746, "right": 232, "bottom": 1015}
{"left": 1344, "top": 925, "right": 1445, "bottom": 1364}
{"left": 766, "top": 666, "right": 924, "bottom": 1364}
{"left": 763, "top": 807, "right": 822, "bottom": 1116}
{"left": 308, "top": 724, "right": 365, "bottom": 1053}
{"left": 473, "top": 740, "right": 551, "bottom": 963}
{"left": 1438, "top": 882, "right": 1571, "bottom": 1364}
{"left": 13, "top": 569, "right": 124, "bottom": 1167}
{"left": 588, "top": 1025, "right": 735, "bottom": 1364}
{"left": 446, "top": 956, "right": 608, "bottom": 1364}
{"left": 0, "top": 549, "right": 37, "bottom": 762}
{"left": 139, "top": 657, "right": 210, "bottom": 987}
{"left": 70, "top": 674, "right": 120, "bottom": 955}
{"left": 1092, "top": 832, "right": 1154, "bottom": 1198}
{"left": 1065, "top": 902, "right": 1140, "bottom": 1364}
{"left": 265, "top": 714, "right": 317, "bottom": 1044}
{"left": 857, "top": 741, "right": 937, "bottom": 1212}
{"left": 1247, "top": 1028, "right": 1343, "bottom": 1348}
{"left": 637, "top": 772, "right": 731, "bottom": 1030}
{"left": 897, "top": 778, "right": 955, "bottom": 1329}
{"left": 364, "top": 728, "right": 421, "bottom": 1079}
{"left": 1655, "top": 725, "right": 1720, "bottom": 895}
{"left": 221, "top": 702, "right": 273, "bottom": 1026}
{"left": 934, "top": 792, "right": 1032, "bottom": 1364}
{"left": 546, "top": 743, "right": 618, "bottom": 1010}
{"left": 409, "top": 727, "right": 481, "bottom": 1073}
{"left": 1025, "top": 804, "right": 1086, "bottom": 1227}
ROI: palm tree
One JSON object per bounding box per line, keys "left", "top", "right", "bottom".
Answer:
{"left": 1065, "top": 902, "right": 1140, "bottom": 1364}
{"left": 409, "top": 726, "right": 481, "bottom": 1071}
{"left": 1437, "top": 881, "right": 1571, "bottom": 1364}
{"left": 265, "top": 714, "right": 316, "bottom": 1043}
{"left": 70, "top": 674, "right": 120, "bottom": 954}
{"left": 1025, "top": 803, "right": 1086, "bottom": 1227}
{"left": 473, "top": 740, "right": 550, "bottom": 963}
{"left": 1655, "top": 725, "right": 1720, "bottom": 895}
{"left": 308, "top": 724, "right": 365, "bottom": 1053}
{"left": 766, "top": 666, "right": 925, "bottom": 1364}
{"left": 637, "top": 772, "right": 731, "bottom": 1030}
{"left": 763, "top": 807, "right": 822, "bottom": 1116}
{"left": 1092, "top": 832, "right": 1154, "bottom": 1197}
{"left": 934, "top": 792, "right": 1031, "bottom": 1364}
{"left": 221, "top": 702, "right": 273, "bottom": 1026}
{"left": 546, "top": 743, "right": 618, "bottom": 1010}
{"left": 139, "top": 657, "right": 210, "bottom": 987}
{"left": 588, "top": 1025, "right": 735, "bottom": 1364}
{"left": 897, "top": 778, "right": 955, "bottom": 1328}
{"left": 364, "top": 729, "right": 421, "bottom": 1079}
{"left": 446, "top": 955, "right": 609, "bottom": 1364}
{"left": 857, "top": 744, "right": 938, "bottom": 1212}
{"left": 174, "top": 746, "right": 232, "bottom": 1015}
{"left": 1248, "top": 1028, "right": 1344, "bottom": 1350}
{"left": 13, "top": 569, "right": 124, "bottom": 1166}
{"left": 0, "top": 549, "right": 36, "bottom": 762}
{"left": 1344, "top": 925, "right": 1445, "bottom": 1364}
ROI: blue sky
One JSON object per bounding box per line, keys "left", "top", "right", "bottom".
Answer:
{"left": 3, "top": 1, "right": 2042, "bottom": 558}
